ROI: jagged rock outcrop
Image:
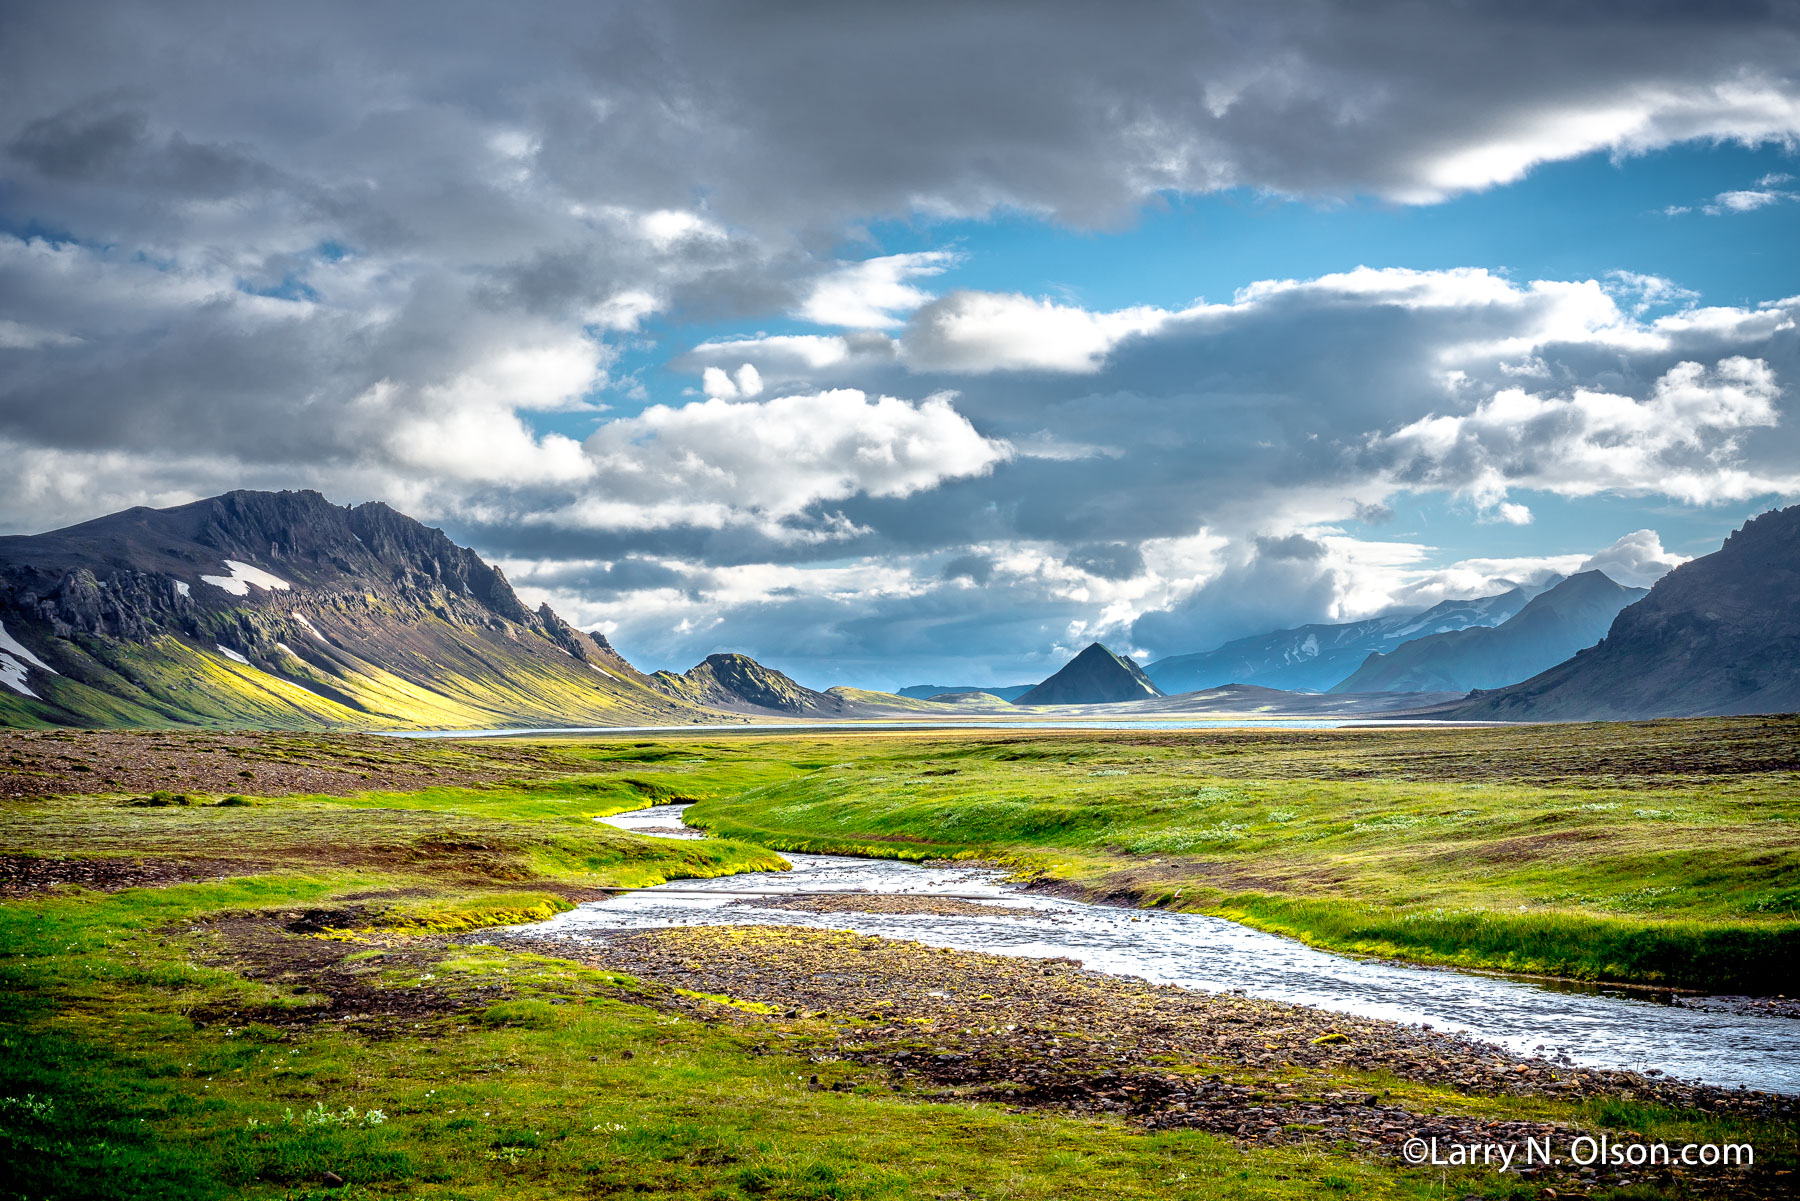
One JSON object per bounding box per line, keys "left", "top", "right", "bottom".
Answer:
{"left": 649, "top": 653, "right": 849, "bottom": 716}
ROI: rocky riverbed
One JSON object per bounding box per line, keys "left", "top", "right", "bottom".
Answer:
{"left": 519, "top": 923, "right": 1796, "bottom": 1198}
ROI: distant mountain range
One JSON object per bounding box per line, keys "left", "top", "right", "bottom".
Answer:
{"left": 1331, "top": 571, "right": 1647, "bottom": 694}
{"left": 1449, "top": 505, "right": 1800, "bottom": 720}
{"left": 895, "top": 683, "right": 1036, "bottom": 702}
{"left": 1142, "top": 588, "right": 1539, "bottom": 694}
{"left": 1014, "top": 643, "right": 1164, "bottom": 706}
{"left": 7, "top": 490, "right": 1795, "bottom": 729}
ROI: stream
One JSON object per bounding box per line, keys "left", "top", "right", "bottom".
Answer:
{"left": 528, "top": 803, "right": 1798, "bottom": 1095}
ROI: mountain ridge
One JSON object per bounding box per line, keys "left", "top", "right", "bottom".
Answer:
{"left": 0, "top": 490, "right": 710, "bottom": 728}
{"left": 895, "top": 683, "right": 1036, "bottom": 702}
{"left": 1331, "top": 571, "right": 1648, "bottom": 694}
{"left": 649, "top": 653, "right": 852, "bottom": 716}
{"left": 1143, "top": 587, "right": 1539, "bottom": 694}
{"left": 1447, "top": 506, "right": 1800, "bottom": 720}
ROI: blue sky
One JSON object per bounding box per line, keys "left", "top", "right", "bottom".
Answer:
{"left": 3, "top": 3, "right": 1798, "bottom": 689}
{"left": 599, "top": 140, "right": 1799, "bottom": 419}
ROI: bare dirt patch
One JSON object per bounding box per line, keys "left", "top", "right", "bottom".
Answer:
{"left": 1, "top": 728, "right": 561, "bottom": 800}
{"left": 186, "top": 911, "right": 500, "bottom": 1036}
{"left": 0, "top": 852, "right": 270, "bottom": 897}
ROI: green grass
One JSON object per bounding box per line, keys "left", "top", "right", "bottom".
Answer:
{"left": 5, "top": 873, "right": 1785, "bottom": 1201}
{"left": 0, "top": 612, "right": 721, "bottom": 730}
{"left": 667, "top": 720, "right": 1800, "bottom": 989}
{"left": 0, "top": 757, "right": 1565, "bottom": 1201}
{"left": 3, "top": 719, "right": 1797, "bottom": 1197}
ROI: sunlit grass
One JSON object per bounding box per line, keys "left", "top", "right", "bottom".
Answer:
{"left": 3, "top": 718, "right": 1796, "bottom": 1197}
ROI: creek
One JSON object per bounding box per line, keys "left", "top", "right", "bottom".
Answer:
{"left": 529, "top": 803, "right": 1799, "bottom": 1095}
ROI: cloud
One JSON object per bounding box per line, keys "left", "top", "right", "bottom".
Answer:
{"left": 797, "top": 251, "right": 957, "bottom": 329}
{"left": 5, "top": 4, "right": 1800, "bottom": 682}
{"left": 1703, "top": 188, "right": 1796, "bottom": 215}
{"left": 1124, "top": 523, "right": 1691, "bottom": 661}
{"left": 1379, "top": 554, "right": 1584, "bottom": 613}
{"left": 10, "top": 3, "right": 1785, "bottom": 235}
{"left": 1666, "top": 173, "right": 1800, "bottom": 217}
{"left": 1577, "top": 529, "right": 1688, "bottom": 589}
{"left": 557, "top": 388, "right": 1010, "bottom": 535}
{"left": 1128, "top": 531, "right": 1429, "bottom": 656}
{"left": 691, "top": 265, "right": 1726, "bottom": 391}
{"left": 665, "top": 269, "right": 1797, "bottom": 568}
{"left": 701, "top": 363, "right": 764, "bottom": 400}
{"left": 900, "top": 291, "right": 1185, "bottom": 373}
{"left": 1369, "top": 357, "right": 1796, "bottom": 513}
{"left": 0, "top": 318, "right": 80, "bottom": 349}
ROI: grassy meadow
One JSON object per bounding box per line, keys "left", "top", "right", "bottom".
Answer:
{"left": 688, "top": 718, "right": 1800, "bottom": 990}
{"left": 1, "top": 720, "right": 1797, "bottom": 1198}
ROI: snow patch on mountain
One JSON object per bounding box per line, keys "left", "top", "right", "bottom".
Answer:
{"left": 0, "top": 620, "right": 56, "bottom": 698}
{"left": 214, "top": 645, "right": 251, "bottom": 666}
{"left": 200, "top": 560, "right": 293, "bottom": 596}
{"left": 0, "top": 656, "right": 33, "bottom": 697}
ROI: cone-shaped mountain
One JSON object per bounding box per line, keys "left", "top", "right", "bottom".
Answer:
{"left": 1013, "top": 643, "right": 1165, "bottom": 706}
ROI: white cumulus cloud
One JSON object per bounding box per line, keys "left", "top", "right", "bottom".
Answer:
{"left": 901, "top": 291, "right": 1188, "bottom": 373}
{"left": 563, "top": 388, "right": 1011, "bottom": 534}
{"left": 1371, "top": 357, "right": 1796, "bottom": 513}
{"left": 797, "top": 251, "right": 958, "bottom": 329}
{"left": 1576, "top": 530, "right": 1688, "bottom": 589}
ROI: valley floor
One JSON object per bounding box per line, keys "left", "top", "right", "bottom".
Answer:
{"left": 1, "top": 721, "right": 1796, "bottom": 1199}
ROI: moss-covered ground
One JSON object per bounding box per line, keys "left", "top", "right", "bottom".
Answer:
{"left": 1, "top": 720, "right": 1796, "bottom": 1198}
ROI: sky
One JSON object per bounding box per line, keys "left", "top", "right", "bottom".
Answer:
{"left": 2, "top": 1, "right": 1799, "bottom": 690}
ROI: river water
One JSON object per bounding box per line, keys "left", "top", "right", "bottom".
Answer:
{"left": 530, "top": 804, "right": 1798, "bottom": 1095}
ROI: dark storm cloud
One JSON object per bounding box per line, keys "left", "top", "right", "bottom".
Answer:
{"left": 10, "top": 105, "right": 152, "bottom": 182}
{"left": 5, "top": 2, "right": 1797, "bottom": 492}
{"left": 1064, "top": 543, "right": 1148, "bottom": 581}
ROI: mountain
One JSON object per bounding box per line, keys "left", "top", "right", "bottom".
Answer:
{"left": 1018, "top": 682, "right": 1465, "bottom": 718}
{"left": 0, "top": 489, "right": 719, "bottom": 729}
{"left": 1448, "top": 507, "right": 1800, "bottom": 720}
{"left": 827, "top": 686, "right": 1020, "bottom": 712}
{"left": 1331, "top": 571, "right": 1648, "bottom": 694}
{"left": 648, "top": 653, "right": 850, "bottom": 716}
{"left": 1013, "top": 643, "right": 1165, "bottom": 706}
{"left": 1142, "top": 588, "right": 1537, "bottom": 694}
{"left": 895, "top": 683, "right": 1035, "bottom": 701}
